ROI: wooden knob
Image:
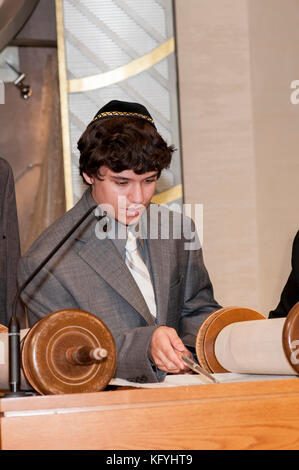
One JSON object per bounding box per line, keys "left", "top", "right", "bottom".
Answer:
{"left": 66, "top": 346, "right": 108, "bottom": 365}
{"left": 195, "top": 307, "right": 264, "bottom": 373}
{"left": 21, "top": 309, "right": 117, "bottom": 395}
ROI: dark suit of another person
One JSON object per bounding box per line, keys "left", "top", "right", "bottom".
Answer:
{"left": 269, "top": 231, "right": 299, "bottom": 318}
{"left": 0, "top": 157, "right": 22, "bottom": 326}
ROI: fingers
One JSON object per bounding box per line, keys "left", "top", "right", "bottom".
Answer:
{"left": 149, "top": 326, "right": 192, "bottom": 374}
{"left": 154, "top": 350, "right": 181, "bottom": 373}
{"left": 176, "top": 349, "right": 195, "bottom": 374}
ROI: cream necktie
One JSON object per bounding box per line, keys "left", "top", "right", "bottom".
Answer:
{"left": 125, "top": 231, "right": 157, "bottom": 318}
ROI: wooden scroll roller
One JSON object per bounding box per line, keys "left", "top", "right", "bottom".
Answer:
{"left": 195, "top": 303, "right": 299, "bottom": 376}
{"left": 0, "top": 309, "right": 117, "bottom": 395}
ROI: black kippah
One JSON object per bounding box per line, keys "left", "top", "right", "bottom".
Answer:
{"left": 90, "top": 100, "right": 156, "bottom": 128}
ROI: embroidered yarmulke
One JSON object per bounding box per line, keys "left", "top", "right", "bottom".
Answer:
{"left": 90, "top": 100, "right": 156, "bottom": 128}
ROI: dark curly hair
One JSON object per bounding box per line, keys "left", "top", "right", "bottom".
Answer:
{"left": 78, "top": 116, "right": 175, "bottom": 184}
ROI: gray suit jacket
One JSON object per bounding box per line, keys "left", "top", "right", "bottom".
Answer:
{"left": 18, "top": 190, "right": 221, "bottom": 382}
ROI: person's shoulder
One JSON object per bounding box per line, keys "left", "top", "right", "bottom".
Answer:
{"left": 148, "top": 203, "right": 198, "bottom": 240}
{"left": 22, "top": 191, "right": 91, "bottom": 263}
{"left": 0, "top": 157, "right": 14, "bottom": 182}
{"left": 0, "top": 157, "right": 11, "bottom": 171}
{"left": 292, "top": 231, "right": 299, "bottom": 260}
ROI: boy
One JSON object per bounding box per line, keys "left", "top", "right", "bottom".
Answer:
{"left": 18, "top": 100, "right": 220, "bottom": 382}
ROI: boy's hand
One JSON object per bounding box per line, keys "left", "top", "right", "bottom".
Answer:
{"left": 149, "top": 326, "right": 194, "bottom": 373}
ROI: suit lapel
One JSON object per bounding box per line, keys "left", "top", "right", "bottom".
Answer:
{"left": 73, "top": 193, "right": 170, "bottom": 327}
{"left": 77, "top": 234, "right": 156, "bottom": 326}
{"left": 146, "top": 210, "right": 171, "bottom": 326}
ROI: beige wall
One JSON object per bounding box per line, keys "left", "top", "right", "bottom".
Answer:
{"left": 175, "top": 0, "right": 299, "bottom": 315}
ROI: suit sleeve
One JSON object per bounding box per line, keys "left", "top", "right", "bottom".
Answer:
{"left": 114, "top": 325, "right": 162, "bottom": 382}
{"left": 178, "top": 219, "right": 222, "bottom": 347}
{"left": 269, "top": 232, "right": 299, "bottom": 318}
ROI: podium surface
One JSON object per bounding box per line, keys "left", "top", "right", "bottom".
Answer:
{"left": 1, "top": 378, "right": 299, "bottom": 450}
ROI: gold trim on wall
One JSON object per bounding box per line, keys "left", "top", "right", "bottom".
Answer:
{"left": 68, "top": 38, "right": 175, "bottom": 93}
{"left": 152, "top": 184, "right": 182, "bottom": 205}
{"left": 55, "top": 0, "right": 74, "bottom": 210}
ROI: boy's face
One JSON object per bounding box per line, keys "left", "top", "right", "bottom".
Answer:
{"left": 83, "top": 166, "right": 158, "bottom": 225}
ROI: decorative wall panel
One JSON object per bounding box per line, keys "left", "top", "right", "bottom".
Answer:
{"left": 56, "top": 0, "right": 182, "bottom": 209}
